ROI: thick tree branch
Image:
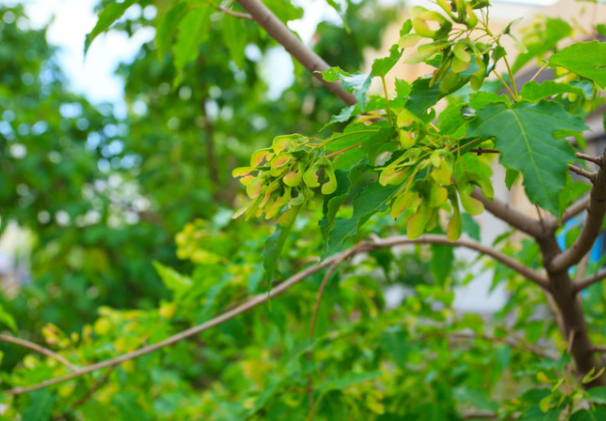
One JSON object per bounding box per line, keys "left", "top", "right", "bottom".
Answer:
{"left": 576, "top": 269, "right": 606, "bottom": 292}
{"left": 0, "top": 334, "right": 79, "bottom": 372}
{"left": 549, "top": 148, "right": 606, "bottom": 272}
{"left": 5, "top": 235, "right": 547, "bottom": 395}
{"left": 234, "top": 0, "right": 356, "bottom": 105}
{"left": 471, "top": 188, "right": 545, "bottom": 238}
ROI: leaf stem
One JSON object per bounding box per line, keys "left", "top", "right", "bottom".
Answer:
{"left": 324, "top": 142, "right": 362, "bottom": 159}
{"left": 380, "top": 76, "right": 393, "bottom": 126}
{"left": 503, "top": 56, "right": 519, "bottom": 98}
{"left": 529, "top": 62, "right": 549, "bottom": 83}
{"left": 308, "top": 130, "right": 379, "bottom": 152}
{"left": 493, "top": 70, "right": 516, "bottom": 100}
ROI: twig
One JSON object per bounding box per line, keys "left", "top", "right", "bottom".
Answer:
{"left": 448, "top": 332, "right": 557, "bottom": 360}
{"left": 0, "top": 334, "right": 79, "bottom": 372}
{"left": 593, "top": 345, "right": 606, "bottom": 353}
{"left": 201, "top": 0, "right": 253, "bottom": 19}
{"left": 462, "top": 411, "right": 498, "bottom": 419}
{"left": 550, "top": 149, "right": 606, "bottom": 272}
{"left": 576, "top": 152, "right": 603, "bottom": 167}
{"left": 469, "top": 148, "right": 500, "bottom": 155}
{"left": 307, "top": 260, "right": 343, "bottom": 421}
{"left": 234, "top": 0, "right": 356, "bottom": 105}
{"left": 5, "top": 234, "right": 548, "bottom": 395}
{"left": 568, "top": 164, "right": 596, "bottom": 183}
{"left": 575, "top": 269, "right": 606, "bottom": 292}
{"left": 471, "top": 188, "right": 545, "bottom": 238}
{"left": 60, "top": 367, "right": 116, "bottom": 416}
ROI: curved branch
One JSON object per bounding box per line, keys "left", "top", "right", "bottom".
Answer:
{"left": 550, "top": 148, "right": 606, "bottom": 272}
{"left": 5, "top": 234, "right": 547, "bottom": 395}
{"left": 234, "top": 0, "right": 356, "bottom": 105}
{"left": 576, "top": 269, "right": 606, "bottom": 292}
{"left": 0, "top": 334, "right": 79, "bottom": 372}
{"left": 562, "top": 196, "right": 590, "bottom": 225}
{"left": 471, "top": 188, "right": 545, "bottom": 238}
{"left": 367, "top": 235, "right": 549, "bottom": 289}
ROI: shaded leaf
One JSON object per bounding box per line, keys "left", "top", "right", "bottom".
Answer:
{"left": 548, "top": 41, "right": 606, "bottom": 89}
{"left": 20, "top": 389, "right": 55, "bottom": 421}
{"left": 172, "top": 6, "right": 213, "bottom": 84}
{"left": 156, "top": 2, "right": 189, "bottom": 60}
{"left": 467, "top": 101, "right": 586, "bottom": 215}
{"left": 520, "top": 80, "right": 587, "bottom": 103}
{"left": 85, "top": 0, "right": 137, "bottom": 54}
{"left": 263, "top": 207, "right": 299, "bottom": 282}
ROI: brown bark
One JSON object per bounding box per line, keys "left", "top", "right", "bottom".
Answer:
{"left": 234, "top": 0, "right": 357, "bottom": 106}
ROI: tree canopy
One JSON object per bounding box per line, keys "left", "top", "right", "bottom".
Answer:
{"left": 1, "top": 0, "right": 606, "bottom": 420}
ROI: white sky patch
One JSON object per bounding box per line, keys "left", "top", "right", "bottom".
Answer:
{"left": 1, "top": 0, "right": 155, "bottom": 112}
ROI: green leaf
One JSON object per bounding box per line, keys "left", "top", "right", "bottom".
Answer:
{"left": 263, "top": 206, "right": 300, "bottom": 282}
{"left": 85, "top": 0, "right": 137, "bottom": 54}
{"left": 172, "top": 6, "right": 213, "bottom": 85}
{"left": 325, "top": 175, "right": 398, "bottom": 253}
{"left": 461, "top": 213, "right": 480, "bottom": 241}
{"left": 153, "top": 261, "right": 193, "bottom": 294}
{"left": 371, "top": 44, "right": 403, "bottom": 78}
{"left": 263, "top": 0, "right": 303, "bottom": 22}
{"left": 155, "top": 2, "right": 189, "bottom": 60}
{"left": 548, "top": 41, "right": 606, "bottom": 89}
{"left": 430, "top": 244, "right": 454, "bottom": 285}
{"left": 587, "top": 386, "right": 606, "bottom": 405}
{"left": 319, "top": 67, "right": 372, "bottom": 110}
{"left": 467, "top": 101, "right": 586, "bottom": 215}
{"left": 520, "top": 80, "right": 587, "bottom": 103}
{"left": 469, "top": 91, "right": 509, "bottom": 110}
{"left": 20, "top": 389, "right": 55, "bottom": 421}
{"left": 113, "top": 392, "right": 152, "bottom": 421}
{"left": 0, "top": 304, "right": 16, "bottom": 332}
{"left": 318, "top": 371, "right": 382, "bottom": 392}
{"left": 380, "top": 328, "right": 408, "bottom": 368}
{"left": 512, "top": 18, "right": 571, "bottom": 72}
{"left": 505, "top": 167, "right": 520, "bottom": 190}
{"left": 569, "top": 409, "right": 606, "bottom": 421}
{"left": 222, "top": 15, "right": 247, "bottom": 69}
{"left": 325, "top": 0, "right": 350, "bottom": 32}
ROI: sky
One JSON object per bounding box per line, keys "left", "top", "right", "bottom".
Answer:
{"left": 0, "top": 0, "right": 560, "bottom": 108}
{"left": 0, "top": 0, "right": 341, "bottom": 109}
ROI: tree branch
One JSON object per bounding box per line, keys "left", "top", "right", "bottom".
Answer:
{"left": 0, "top": 334, "right": 79, "bottom": 372}
{"left": 5, "top": 234, "right": 547, "bottom": 395}
{"left": 561, "top": 196, "right": 590, "bottom": 225}
{"left": 549, "top": 148, "right": 606, "bottom": 272}
{"left": 234, "top": 0, "right": 356, "bottom": 105}
{"left": 447, "top": 332, "right": 556, "bottom": 360}
{"left": 575, "top": 269, "right": 606, "bottom": 292}
{"left": 568, "top": 164, "right": 596, "bottom": 183}
{"left": 471, "top": 188, "right": 545, "bottom": 238}
{"left": 576, "top": 152, "right": 603, "bottom": 167}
